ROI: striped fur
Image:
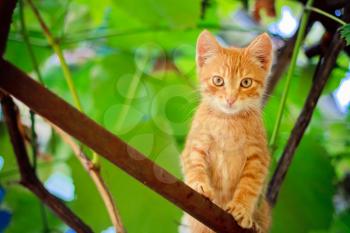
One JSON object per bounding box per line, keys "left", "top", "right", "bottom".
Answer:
{"left": 180, "top": 31, "right": 272, "bottom": 233}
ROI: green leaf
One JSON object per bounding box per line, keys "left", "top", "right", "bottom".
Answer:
{"left": 340, "top": 24, "right": 350, "bottom": 45}
{"left": 271, "top": 136, "right": 336, "bottom": 233}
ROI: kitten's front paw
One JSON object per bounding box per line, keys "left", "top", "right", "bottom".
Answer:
{"left": 253, "top": 222, "right": 263, "bottom": 233}
{"left": 226, "top": 202, "right": 253, "bottom": 229}
{"left": 191, "top": 182, "right": 214, "bottom": 201}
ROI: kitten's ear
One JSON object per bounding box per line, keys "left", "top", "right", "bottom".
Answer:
{"left": 247, "top": 33, "right": 273, "bottom": 71}
{"left": 196, "top": 30, "right": 220, "bottom": 68}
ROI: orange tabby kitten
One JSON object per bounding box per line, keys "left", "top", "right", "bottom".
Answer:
{"left": 181, "top": 30, "right": 272, "bottom": 233}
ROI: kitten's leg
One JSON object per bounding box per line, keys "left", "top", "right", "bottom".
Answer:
{"left": 181, "top": 140, "right": 213, "bottom": 200}
{"left": 226, "top": 146, "right": 270, "bottom": 230}
{"left": 181, "top": 138, "right": 214, "bottom": 233}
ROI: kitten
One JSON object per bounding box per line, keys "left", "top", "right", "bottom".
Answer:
{"left": 180, "top": 30, "right": 272, "bottom": 233}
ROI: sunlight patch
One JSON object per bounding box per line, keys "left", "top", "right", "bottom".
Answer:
{"left": 101, "top": 226, "right": 115, "bottom": 233}
{"left": 269, "top": 6, "right": 298, "bottom": 38}
{"left": 45, "top": 172, "right": 75, "bottom": 201}
{"left": 0, "top": 156, "right": 4, "bottom": 171}
{"left": 334, "top": 76, "right": 350, "bottom": 113}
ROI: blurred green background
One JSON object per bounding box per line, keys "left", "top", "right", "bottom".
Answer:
{"left": 1, "top": 0, "right": 350, "bottom": 232}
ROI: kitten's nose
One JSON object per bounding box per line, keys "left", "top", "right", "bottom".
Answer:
{"left": 226, "top": 97, "right": 236, "bottom": 107}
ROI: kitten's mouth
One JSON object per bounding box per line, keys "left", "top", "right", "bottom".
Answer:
{"left": 218, "top": 103, "right": 240, "bottom": 115}
{"left": 208, "top": 97, "right": 242, "bottom": 115}
{"left": 226, "top": 103, "right": 235, "bottom": 108}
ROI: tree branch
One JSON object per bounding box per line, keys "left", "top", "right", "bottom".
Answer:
{"left": 51, "top": 124, "right": 125, "bottom": 232}
{"left": 267, "top": 4, "right": 349, "bottom": 204}
{"left": 0, "top": 92, "right": 93, "bottom": 233}
{"left": 0, "top": 59, "right": 254, "bottom": 233}
{"left": 0, "top": 0, "right": 17, "bottom": 56}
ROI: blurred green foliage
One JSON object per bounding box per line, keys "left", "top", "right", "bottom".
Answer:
{"left": 1, "top": 0, "right": 350, "bottom": 233}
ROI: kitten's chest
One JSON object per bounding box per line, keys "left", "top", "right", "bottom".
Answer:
{"left": 208, "top": 128, "right": 247, "bottom": 171}
{"left": 206, "top": 119, "right": 248, "bottom": 194}
{"left": 208, "top": 120, "right": 247, "bottom": 154}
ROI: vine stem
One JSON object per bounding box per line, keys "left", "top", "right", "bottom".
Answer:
{"left": 269, "top": 0, "right": 314, "bottom": 150}
{"left": 26, "top": 0, "right": 99, "bottom": 165}
{"left": 306, "top": 6, "right": 346, "bottom": 26}
{"left": 24, "top": 1, "right": 125, "bottom": 232}
{"left": 30, "top": 108, "right": 50, "bottom": 233}
{"left": 115, "top": 54, "right": 149, "bottom": 132}
{"left": 26, "top": 0, "right": 82, "bottom": 111}
{"left": 20, "top": 2, "right": 49, "bottom": 231}
{"left": 19, "top": 1, "right": 44, "bottom": 84}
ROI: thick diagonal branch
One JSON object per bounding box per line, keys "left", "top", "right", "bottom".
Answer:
{"left": 0, "top": 59, "right": 254, "bottom": 233}
{"left": 0, "top": 93, "right": 93, "bottom": 233}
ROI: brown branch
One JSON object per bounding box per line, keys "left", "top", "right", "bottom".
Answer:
{"left": 0, "top": 92, "right": 93, "bottom": 233}
{"left": 51, "top": 125, "right": 125, "bottom": 232}
{"left": 0, "top": 0, "right": 17, "bottom": 56}
{"left": 266, "top": 26, "right": 348, "bottom": 205}
{"left": 267, "top": 3, "right": 350, "bottom": 206}
{"left": 0, "top": 59, "right": 254, "bottom": 233}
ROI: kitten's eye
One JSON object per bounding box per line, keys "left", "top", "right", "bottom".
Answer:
{"left": 212, "top": 76, "right": 224, "bottom": 87}
{"left": 240, "top": 78, "right": 253, "bottom": 88}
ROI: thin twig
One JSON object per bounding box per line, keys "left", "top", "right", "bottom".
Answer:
{"left": 306, "top": 6, "right": 346, "bottom": 26}
{"left": 51, "top": 124, "right": 125, "bottom": 232}
{"left": 39, "top": 202, "right": 50, "bottom": 233}
{"left": 0, "top": 93, "right": 93, "bottom": 233}
{"left": 8, "top": 22, "right": 259, "bottom": 47}
{"left": 19, "top": 0, "right": 44, "bottom": 84}
{"left": 29, "top": 110, "right": 38, "bottom": 170}
{"left": 26, "top": 0, "right": 82, "bottom": 110}
{"left": 28, "top": 108, "right": 50, "bottom": 233}
{"left": 8, "top": 33, "right": 48, "bottom": 47}
{"left": 60, "top": 22, "right": 263, "bottom": 44}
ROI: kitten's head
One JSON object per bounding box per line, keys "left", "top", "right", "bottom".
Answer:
{"left": 196, "top": 30, "right": 272, "bottom": 115}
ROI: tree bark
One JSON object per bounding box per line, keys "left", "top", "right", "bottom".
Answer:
{"left": 0, "top": 93, "right": 93, "bottom": 233}
{"left": 0, "top": 0, "right": 17, "bottom": 56}
{"left": 267, "top": 23, "right": 348, "bottom": 205}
